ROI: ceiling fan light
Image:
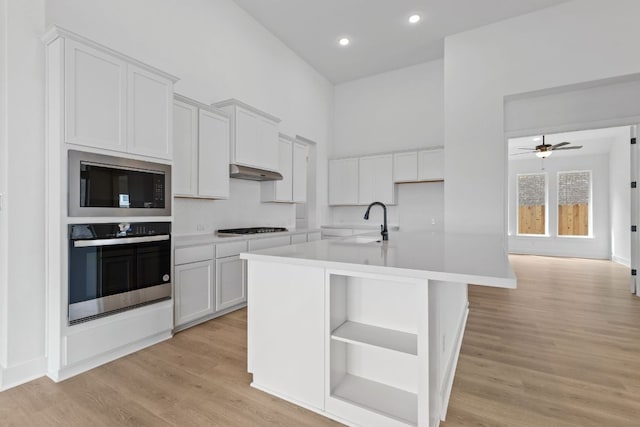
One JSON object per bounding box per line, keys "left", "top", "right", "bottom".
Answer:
{"left": 536, "top": 151, "right": 552, "bottom": 159}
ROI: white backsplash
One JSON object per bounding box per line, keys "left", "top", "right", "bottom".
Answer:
{"left": 329, "top": 182, "right": 444, "bottom": 232}
{"left": 173, "top": 178, "right": 296, "bottom": 234}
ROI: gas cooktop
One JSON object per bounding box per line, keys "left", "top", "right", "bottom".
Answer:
{"left": 217, "top": 227, "right": 288, "bottom": 235}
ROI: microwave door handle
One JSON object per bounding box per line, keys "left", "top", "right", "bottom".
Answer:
{"left": 73, "top": 235, "right": 170, "bottom": 248}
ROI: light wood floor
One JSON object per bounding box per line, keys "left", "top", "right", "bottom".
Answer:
{"left": 1, "top": 255, "right": 638, "bottom": 426}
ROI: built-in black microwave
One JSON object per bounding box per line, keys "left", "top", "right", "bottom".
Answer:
{"left": 68, "top": 150, "right": 171, "bottom": 217}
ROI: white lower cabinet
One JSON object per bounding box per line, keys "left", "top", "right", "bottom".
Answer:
{"left": 174, "top": 260, "right": 215, "bottom": 326}
{"left": 215, "top": 255, "right": 246, "bottom": 312}
{"left": 174, "top": 244, "right": 215, "bottom": 328}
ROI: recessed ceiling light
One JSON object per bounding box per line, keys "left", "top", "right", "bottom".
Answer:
{"left": 408, "top": 14, "right": 421, "bottom": 24}
{"left": 338, "top": 38, "right": 350, "bottom": 47}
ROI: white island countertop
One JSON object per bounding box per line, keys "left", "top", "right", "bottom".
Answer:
{"left": 241, "top": 231, "right": 516, "bottom": 288}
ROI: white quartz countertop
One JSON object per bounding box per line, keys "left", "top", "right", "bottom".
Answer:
{"left": 173, "top": 228, "right": 321, "bottom": 248}
{"left": 241, "top": 231, "right": 517, "bottom": 288}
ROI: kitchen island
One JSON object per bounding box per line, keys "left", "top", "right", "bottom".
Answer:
{"left": 241, "top": 231, "right": 516, "bottom": 427}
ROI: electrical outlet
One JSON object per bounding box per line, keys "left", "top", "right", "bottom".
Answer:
{"left": 196, "top": 224, "right": 205, "bottom": 232}
{"left": 431, "top": 218, "right": 436, "bottom": 225}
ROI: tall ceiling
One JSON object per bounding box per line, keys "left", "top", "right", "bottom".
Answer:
{"left": 232, "top": 0, "right": 570, "bottom": 83}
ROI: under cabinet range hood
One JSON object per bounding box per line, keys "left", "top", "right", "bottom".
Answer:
{"left": 229, "top": 164, "right": 282, "bottom": 181}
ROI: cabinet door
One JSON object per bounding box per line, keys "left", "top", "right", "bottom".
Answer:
{"left": 293, "top": 142, "right": 308, "bottom": 202}
{"left": 234, "top": 106, "right": 261, "bottom": 168}
{"left": 64, "top": 39, "right": 126, "bottom": 151}
{"left": 260, "top": 118, "right": 280, "bottom": 172}
{"left": 199, "top": 109, "right": 230, "bottom": 199}
{"left": 307, "top": 232, "right": 321, "bottom": 242}
{"left": 215, "top": 255, "right": 246, "bottom": 311}
{"left": 329, "top": 158, "right": 359, "bottom": 205}
{"left": 358, "top": 154, "right": 394, "bottom": 205}
{"left": 418, "top": 149, "right": 444, "bottom": 181}
{"left": 291, "top": 234, "right": 307, "bottom": 244}
{"left": 275, "top": 138, "right": 293, "bottom": 201}
{"left": 394, "top": 151, "right": 418, "bottom": 182}
{"left": 175, "top": 260, "right": 214, "bottom": 327}
{"left": 127, "top": 64, "right": 173, "bottom": 159}
{"left": 173, "top": 100, "right": 198, "bottom": 196}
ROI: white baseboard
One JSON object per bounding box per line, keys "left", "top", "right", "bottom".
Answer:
{"left": 48, "top": 330, "right": 172, "bottom": 382}
{"left": 612, "top": 255, "right": 631, "bottom": 267}
{"left": 440, "top": 303, "right": 469, "bottom": 422}
{"left": 0, "top": 357, "right": 47, "bottom": 392}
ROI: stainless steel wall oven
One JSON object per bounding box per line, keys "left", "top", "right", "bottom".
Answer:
{"left": 68, "top": 150, "right": 171, "bottom": 217}
{"left": 68, "top": 222, "right": 171, "bottom": 324}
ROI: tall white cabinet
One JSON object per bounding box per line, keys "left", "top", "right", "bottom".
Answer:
{"left": 173, "top": 95, "right": 230, "bottom": 199}
{"left": 63, "top": 35, "right": 175, "bottom": 159}
{"left": 43, "top": 26, "right": 178, "bottom": 383}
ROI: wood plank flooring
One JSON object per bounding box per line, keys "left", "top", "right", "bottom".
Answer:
{"left": 443, "top": 255, "right": 640, "bottom": 426}
{"left": 0, "top": 255, "right": 638, "bottom": 426}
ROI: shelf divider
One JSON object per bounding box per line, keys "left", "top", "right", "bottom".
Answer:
{"left": 331, "top": 321, "right": 417, "bottom": 356}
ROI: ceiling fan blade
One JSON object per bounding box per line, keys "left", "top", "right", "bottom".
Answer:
{"left": 510, "top": 152, "right": 535, "bottom": 156}
{"left": 553, "top": 145, "right": 583, "bottom": 150}
{"left": 551, "top": 141, "right": 570, "bottom": 149}
{"left": 517, "top": 148, "right": 536, "bottom": 151}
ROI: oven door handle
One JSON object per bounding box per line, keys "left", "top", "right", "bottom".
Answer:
{"left": 73, "top": 235, "right": 170, "bottom": 248}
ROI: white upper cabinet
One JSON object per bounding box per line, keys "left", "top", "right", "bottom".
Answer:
{"left": 292, "top": 141, "right": 308, "bottom": 203}
{"left": 393, "top": 151, "right": 418, "bottom": 183}
{"left": 53, "top": 28, "right": 178, "bottom": 160}
{"left": 214, "top": 99, "right": 281, "bottom": 172}
{"left": 173, "top": 95, "right": 230, "bottom": 199}
{"left": 262, "top": 135, "right": 308, "bottom": 203}
{"left": 275, "top": 137, "right": 294, "bottom": 201}
{"left": 173, "top": 100, "right": 198, "bottom": 196}
{"left": 127, "top": 65, "right": 173, "bottom": 159}
{"left": 64, "top": 39, "right": 126, "bottom": 151}
{"left": 199, "top": 109, "right": 230, "bottom": 199}
{"left": 392, "top": 149, "right": 444, "bottom": 183}
{"left": 358, "top": 154, "right": 394, "bottom": 205}
{"left": 418, "top": 149, "right": 444, "bottom": 181}
{"left": 329, "top": 158, "right": 359, "bottom": 206}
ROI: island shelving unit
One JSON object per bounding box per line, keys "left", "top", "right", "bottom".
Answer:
{"left": 242, "top": 231, "right": 516, "bottom": 427}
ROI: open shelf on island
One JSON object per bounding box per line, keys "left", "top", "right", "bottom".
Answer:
{"left": 332, "top": 374, "right": 417, "bottom": 426}
{"left": 331, "top": 321, "right": 418, "bottom": 356}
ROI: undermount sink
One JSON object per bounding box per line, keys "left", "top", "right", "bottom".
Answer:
{"left": 339, "top": 235, "right": 382, "bottom": 244}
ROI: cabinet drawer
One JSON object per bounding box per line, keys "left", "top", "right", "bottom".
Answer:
{"left": 216, "top": 240, "right": 249, "bottom": 258}
{"left": 307, "top": 232, "right": 322, "bottom": 242}
{"left": 249, "top": 235, "right": 291, "bottom": 251}
{"left": 290, "top": 233, "right": 307, "bottom": 245}
{"left": 175, "top": 244, "right": 214, "bottom": 265}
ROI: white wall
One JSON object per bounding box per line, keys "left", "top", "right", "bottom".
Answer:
{"left": 330, "top": 182, "right": 444, "bottom": 232}
{"left": 47, "top": 0, "right": 334, "bottom": 232}
{"left": 174, "top": 179, "right": 296, "bottom": 234}
{"left": 0, "top": 0, "right": 47, "bottom": 389}
{"left": 444, "top": 0, "right": 640, "bottom": 235}
{"left": 332, "top": 60, "right": 443, "bottom": 158}
{"left": 0, "top": 0, "right": 7, "bottom": 377}
{"left": 330, "top": 60, "right": 445, "bottom": 229}
{"left": 610, "top": 129, "right": 631, "bottom": 266}
{"left": 508, "top": 153, "right": 610, "bottom": 259}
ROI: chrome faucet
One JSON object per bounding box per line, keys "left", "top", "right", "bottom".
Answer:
{"left": 364, "top": 202, "right": 388, "bottom": 241}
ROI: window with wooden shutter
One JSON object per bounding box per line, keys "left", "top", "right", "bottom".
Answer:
{"left": 517, "top": 173, "right": 547, "bottom": 235}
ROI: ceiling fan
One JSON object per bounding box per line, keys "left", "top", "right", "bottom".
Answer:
{"left": 512, "top": 135, "right": 583, "bottom": 158}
